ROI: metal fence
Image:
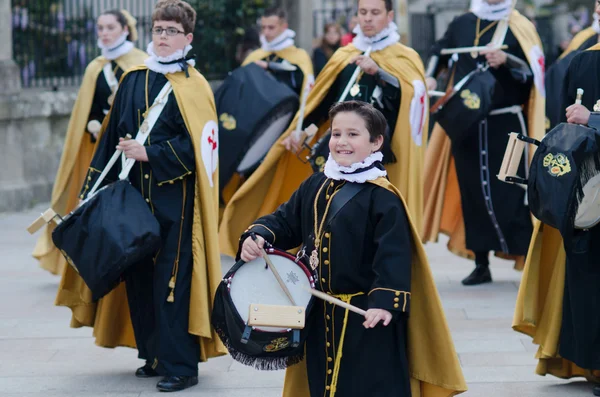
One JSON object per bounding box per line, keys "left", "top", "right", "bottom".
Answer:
{"left": 11, "top": 0, "right": 269, "bottom": 89}
{"left": 313, "top": 0, "right": 355, "bottom": 38}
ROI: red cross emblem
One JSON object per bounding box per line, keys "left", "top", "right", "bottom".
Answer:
{"left": 417, "top": 92, "right": 426, "bottom": 137}
{"left": 207, "top": 128, "right": 217, "bottom": 169}
{"left": 537, "top": 55, "right": 545, "bottom": 76}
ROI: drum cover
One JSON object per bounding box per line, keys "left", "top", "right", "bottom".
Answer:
{"left": 435, "top": 68, "right": 496, "bottom": 143}
{"left": 212, "top": 248, "right": 315, "bottom": 370}
{"left": 528, "top": 123, "right": 600, "bottom": 243}
{"left": 215, "top": 63, "right": 299, "bottom": 192}
{"left": 52, "top": 180, "right": 161, "bottom": 301}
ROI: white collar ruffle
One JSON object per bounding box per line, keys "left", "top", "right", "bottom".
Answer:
{"left": 144, "top": 42, "right": 196, "bottom": 75}
{"left": 352, "top": 22, "right": 400, "bottom": 52}
{"left": 470, "top": 0, "right": 513, "bottom": 21}
{"left": 593, "top": 13, "right": 600, "bottom": 34}
{"left": 260, "top": 29, "right": 296, "bottom": 52}
{"left": 324, "top": 152, "right": 387, "bottom": 183}
{"left": 98, "top": 32, "right": 134, "bottom": 61}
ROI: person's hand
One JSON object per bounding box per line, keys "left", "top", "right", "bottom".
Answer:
{"left": 281, "top": 135, "right": 302, "bottom": 152}
{"left": 349, "top": 55, "right": 379, "bottom": 75}
{"left": 363, "top": 308, "right": 393, "bottom": 328}
{"left": 117, "top": 138, "right": 148, "bottom": 162}
{"left": 480, "top": 46, "right": 507, "bottom": 69}
{"left": 566, "top": 104, "right": 591, "bottom": 125}
{"left": 240, "top": 235, "right": 265, "bottom": 262}
{"left": 255, "top": 60, "right": 268, "bottom": 70}
{"left": 425, "top": 77, "right": 437, "bottom": 91}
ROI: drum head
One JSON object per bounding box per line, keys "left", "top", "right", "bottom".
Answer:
{"left": 575, "top": 173, "right": 600, "bottom": 229}
{"left": 229, "top": 249, "right": 313, "bottom": 332}
{"left": 237, "top": 109, "right": 295, "bottom": 174}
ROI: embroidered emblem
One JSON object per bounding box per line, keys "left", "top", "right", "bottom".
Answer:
{"left": 594, "top": 100, "right": 600, "bottom": 112}
{"left": 264, "top": 337, "right": 290, "bottom": 352}
{"left": 219, "top": 113, "right": 237, "bottom": 130}
{"left": 543, "top": 153, "right": 571, "bottom": 177}
{"left": 461, "top": 89, "right": 481, "bottom": 110}
{"left": 315, "top": 156, "right": 326, "bottom": 172}
{"left": 286, "top": 271, "right": 299, "bottom": 285}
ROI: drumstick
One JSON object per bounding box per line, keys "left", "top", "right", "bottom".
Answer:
{"left": 338, "top": 46, "right": 372, "bottom": 103}
{"left": 576, "top": 88, "right": 584, "bottom": 105}
{"left": 251, "top": 234, "right": 297, "bottom": 306}
{"left": 302, "top": 287, "right": 367, "bottom": 316}
{"left": 440, "top": 44, "right": 508, "bottom": 55}
{"left": 428, "top": 90, "right": 446, "bottom": 97}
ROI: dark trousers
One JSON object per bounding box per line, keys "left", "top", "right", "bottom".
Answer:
{"left": 124, "top": 252, "right": 200, "bottom": 377}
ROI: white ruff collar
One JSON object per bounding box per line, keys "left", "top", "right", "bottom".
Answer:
{"left": 593, "top": 14, "right": 600, "bottom": 35}
{"left": 470, "top": 0, "right": 513, "bottom": 21}
{"left": 352, "top": 22, "right": 400, "bottom": 52}
{"left": 144, "top": 42, "right": 196, "bottom": 75}
{"left": 324, "top": 152, "right": 387, "bottom": 183}
{"left": 260, "top": 29, "right": 296, "bottom": 52}
{"left": 98, "top": 33, "right": 134, "bottom": 61}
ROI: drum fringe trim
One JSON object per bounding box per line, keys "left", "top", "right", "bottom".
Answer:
{"left": 570, "top": 153, "right": 600, "bottom": 230}
{"left": 212, "top": 322, "right": 304, "bottom": 371}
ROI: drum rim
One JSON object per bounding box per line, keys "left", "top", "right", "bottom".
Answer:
{"left": 225, "top": 247, "right": 315, "bottom": 334}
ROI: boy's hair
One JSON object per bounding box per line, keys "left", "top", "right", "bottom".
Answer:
{"left": 329, "top": 101, "right": 387, "bottom": 143}
{"left": 152, "top": 0, "right": 197, "bottom": 34}
{"left": 263, "top": 6, "right": 287, "bottom": 21}
{"left": 358, "top": 0, "right": 393, "bottom": 12}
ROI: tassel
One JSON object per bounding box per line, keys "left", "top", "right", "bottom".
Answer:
{"left": 167, "top": 291, "right": 175, "bottom": 303}
{"left": 168, "top": 276, "right": 175, "bottom": 289}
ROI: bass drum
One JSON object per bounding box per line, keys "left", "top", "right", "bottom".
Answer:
{"left": 215, "top": 63, "right": 299, "bottom": 195}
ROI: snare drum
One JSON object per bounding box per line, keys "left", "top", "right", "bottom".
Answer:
{"left": 212, "top": 247, "right": 315, "bottom": 370}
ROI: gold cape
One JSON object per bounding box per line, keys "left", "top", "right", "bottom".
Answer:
{"left": 559, "top": 26, "right": 597, "bottom": 60}
{"left": 220, "top": 43, "right": 428, "bottom": 257}
{"left": 513, "top": 43, "right": 600, "bottom": 379}
{"left": 422, "top": 10, "right": 545, "bottom": 268}
{"left": 32, "top": 49, "right": 147, "bottom": 275}
{"left": 55, "top": 65, "right": 227, "bottom": 361}
{"left": 242, "top": 46, "right": 314, "bottom": 89}
{"left": 282, "top": 177, "right": 467, "bottom": 397}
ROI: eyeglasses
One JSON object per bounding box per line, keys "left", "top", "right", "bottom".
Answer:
{"left": 152, "top": 27, "right": 185, "bottom": 36}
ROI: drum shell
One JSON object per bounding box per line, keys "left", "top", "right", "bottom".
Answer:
{"left": 435, "top": 69, "right": 496, "bottom": 142}
{"left": 52, "top": 180, "right": 161, "bottom": 301}
{"left": 215, "top": 63, "right": 299, "bottom": 191}
{"left": 212, "top": 255, "right": 315, "bottom": 370}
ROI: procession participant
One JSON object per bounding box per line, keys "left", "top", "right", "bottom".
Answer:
{"left": 239, "top": 101, "right": 466, "bottom": 397}
{"left": 546, "top": 3, "right": 600, "bottom": 131}
{"left": 242, "top": 6, "right": 313, "bottom": 96}
{"left": 514, "top": 34, "right": 600, "bottom": 396}
{"left": 422, "top": 0, "right": 545, "bottom": 285}
{"left": 55, "top": 0, "right": 226, "bottom": 392}
{"left": 219, "top": 0, "right": 429, "bottom": 257}
{"left": 32, "top": 9, "right": 146, "bottom": 275}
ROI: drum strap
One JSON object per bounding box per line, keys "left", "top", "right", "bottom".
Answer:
{"left": 325, "top": 182, "right": 367, "bottom": 227}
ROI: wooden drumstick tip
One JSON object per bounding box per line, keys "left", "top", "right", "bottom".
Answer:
{"left": 576, "top": 88, "right": 584, "bottom": 105}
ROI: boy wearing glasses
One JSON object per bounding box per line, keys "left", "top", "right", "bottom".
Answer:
{"left": 71, "top": 0, "right": 225, "bottom": 392}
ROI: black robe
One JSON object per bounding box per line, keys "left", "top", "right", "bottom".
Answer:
{"left": 81, "top": 68, "right": 201, "bottom": 376}
{"left": 87, "top": 61, "right": 124, "bottom": 143}
{"left": 546, "top": 34, "right": 598, "bottom": 131}
{"left": 263, "top": 53, "right": 305, "bottom": 96}
{"left": 239, "top": 173, "right": 412, "bottom": 397}
{"left": 557, "top": 49, "right": 600, "bottom": 370}
{"left": 428, "top": 12, "right": 534, "bottom": 255}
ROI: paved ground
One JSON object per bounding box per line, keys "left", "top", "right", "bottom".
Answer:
{"left": 0, "top": 205, "right": 594, "bottom": 396}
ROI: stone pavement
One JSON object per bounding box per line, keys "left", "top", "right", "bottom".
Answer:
{"left": 0, "top": 205, "right": 594, "bottom": 396}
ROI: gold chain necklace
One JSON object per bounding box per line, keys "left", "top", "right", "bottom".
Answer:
{"left": 472, "top": 18, "right": 499, "bottom": 58}
{"left": 309, "top": 180, "right": 344, "bottom": 270}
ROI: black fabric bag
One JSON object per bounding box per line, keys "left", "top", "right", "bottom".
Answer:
{"left": 435, "top": 67, "right": 496, "bottom": 143}
{"left": 52, "top": 180, "right": 161, "bottom": 301}
{"left": 528, "top": 123, "right": 600, "bottom": 247}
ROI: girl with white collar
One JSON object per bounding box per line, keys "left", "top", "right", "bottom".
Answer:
{"left": 33, "top": 9, "right": 146, "bottom": 276}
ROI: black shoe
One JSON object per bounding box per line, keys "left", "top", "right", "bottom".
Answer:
{"left": 461, "top": 265, "right": 492, "bottom": 286}
{"left": 157, "top": 376, "right": 199, "bottom": 392}
{"left": 135, "top": 364, "right": 159, "bottom": 378}
{"left": 593, "top": 385, "right": 600, "bottom": 396}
